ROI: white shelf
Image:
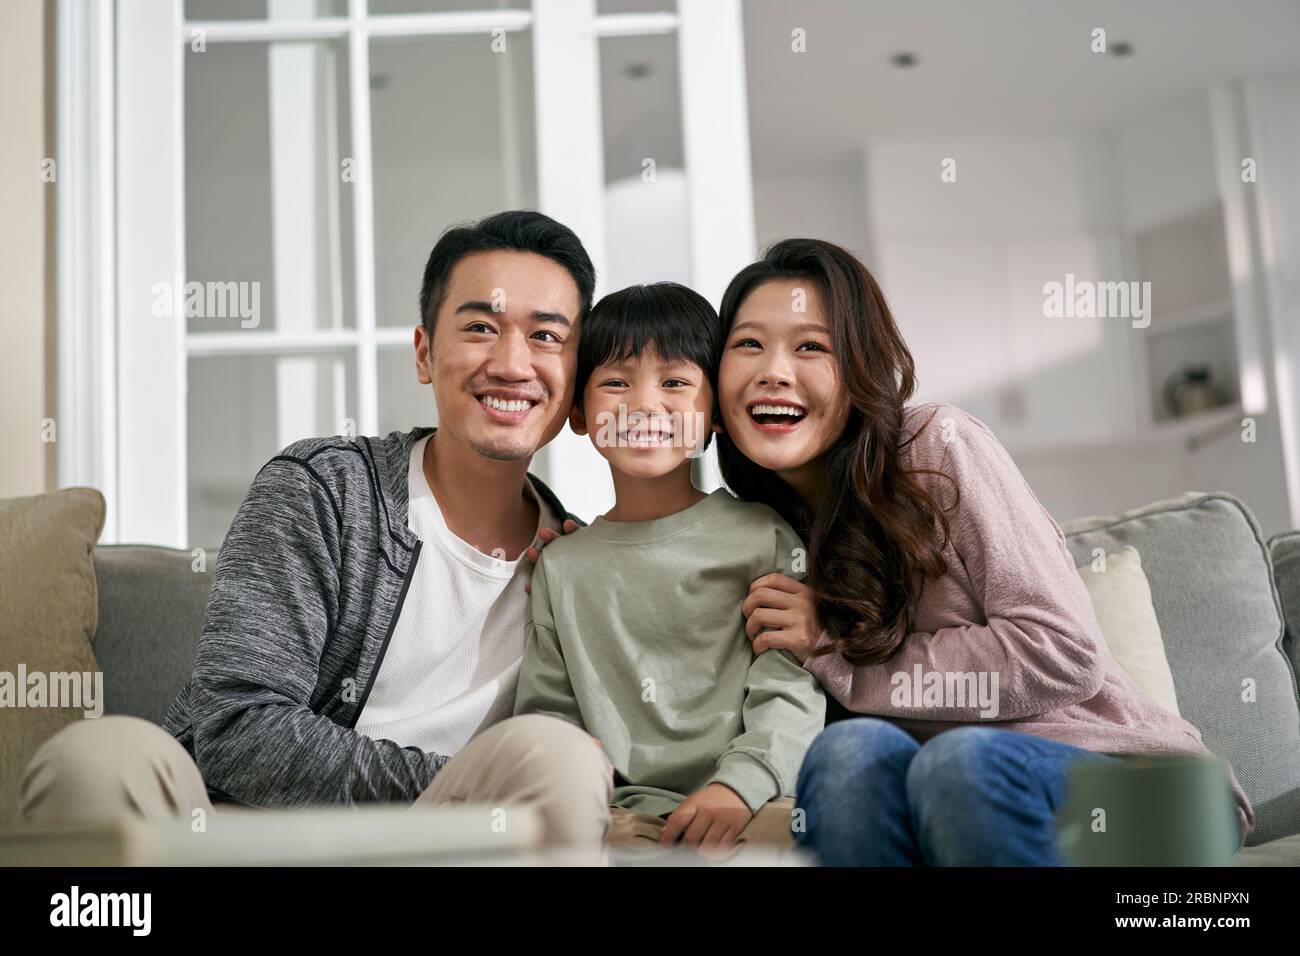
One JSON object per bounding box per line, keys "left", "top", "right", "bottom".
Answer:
{"left": 1003, "top": 402, "right": 1244, "bottom": 461}
{"left": 1145, "top": 298, "right": 1234, "bottom": 336}
{"left": 1149, "top": 401, "right": 1243, "bottom": 446}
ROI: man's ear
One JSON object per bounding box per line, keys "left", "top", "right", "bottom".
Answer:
{"left": 569, "top": 401, "right": 588, "bottom": 436}
{"left": 414, "top": 324, "right": 434, "bottom": 385}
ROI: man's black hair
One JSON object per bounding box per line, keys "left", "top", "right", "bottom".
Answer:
{"left": 576, "top": 282, "right": 723, "bottom": 452}
{"left": 419, "top": 210, "right": 596, "bottom": 333}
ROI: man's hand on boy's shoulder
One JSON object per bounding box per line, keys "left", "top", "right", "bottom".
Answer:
{"left": 741, "top": 572, "right": 823, "bottom": 663}
{"left": 658, "top": 783, "right": 753, "bottom": 856}
{"left": 522, "top": 518, "right": 581, "bottom": 594}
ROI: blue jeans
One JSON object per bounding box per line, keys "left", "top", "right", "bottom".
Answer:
{"left": 794, "top": 718, "right": 1240, "bottom": 866}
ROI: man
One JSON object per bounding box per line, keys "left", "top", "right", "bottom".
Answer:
{"left": 21, "top": 211, "right": 613, "bottom": 854}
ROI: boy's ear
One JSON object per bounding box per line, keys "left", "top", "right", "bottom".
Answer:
{"left": 569, "top": 401, "right": 588, "bottom": 436}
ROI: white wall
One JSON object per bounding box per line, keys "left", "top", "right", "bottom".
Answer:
{"left": 753, "top": 158, "right": 871, "bottom": 261}
{"left": 862, "top": 133, "right": 1139, "bottom": 452}
{"left": 1102, "top": 89, "right": 1292, "bottom": 536}
{"left": 0, "top": 0, "right": 54, "bottom": 499}
{"left": 850, "top": 96, "right": 1294, "bottom": 535}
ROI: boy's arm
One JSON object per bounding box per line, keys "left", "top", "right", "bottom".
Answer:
{"left": 512, "top": 555, "right": 587, "bottom": 731}
{"left": 709, "top": 648, "right": 827, "bottom": 813}
{"left": 707, "top": 518, "right": 826, "bottom": 813}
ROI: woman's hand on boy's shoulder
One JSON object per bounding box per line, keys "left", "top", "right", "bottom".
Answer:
{"left": 523, "top": 518, "right": 581, "bottom": 593}
{"left": 742, "top": 573, "right": 822, "bottom": 663}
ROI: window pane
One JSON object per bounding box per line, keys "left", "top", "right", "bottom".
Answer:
{"left": 599, "top": 31, "right": 689, "bottom": 289}
{"left": 185, "top": 0, "right": 347, "bottom": 20}
{"left": 188, "top": 352, "right": 358, "bottom": 548}
{"left": 369, "top": 0, "right": 528, "bottom": 14}
{"left": 185, "top": 38, "right": 355, "bottom": 334}
{"left": 597, "top": 0, "right": 677, "bottom": 14}
{"left": 377, "top": 345, "right": 439, "bottom": 436}
{"left": 370, "top": 30, "right": 537, "bottom": 328}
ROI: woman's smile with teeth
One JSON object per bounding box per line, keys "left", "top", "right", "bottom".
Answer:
{"left": 749, "top": 402, "right": 807, "bottom": 428}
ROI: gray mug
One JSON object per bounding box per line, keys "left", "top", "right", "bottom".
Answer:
{"left": 1056, "top": 755, "right": 1238, "bottom": 866}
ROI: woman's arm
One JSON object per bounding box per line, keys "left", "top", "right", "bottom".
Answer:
{"left": 804, "top": 407, "right": 1107, "bottom": 722}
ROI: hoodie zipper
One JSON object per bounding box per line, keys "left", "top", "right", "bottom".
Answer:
{"left": 348, "top": 538, "right": 421, "bottom": 728}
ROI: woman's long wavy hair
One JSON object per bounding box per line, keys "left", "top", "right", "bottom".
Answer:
{"left": 715, "top": 238, "right": 956, "bottom": 666}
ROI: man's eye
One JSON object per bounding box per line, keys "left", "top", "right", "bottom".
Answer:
{"left": 466, "top": 322, "right": 493, "bottom": 333}
{"left": 533, "top": 330, "right": 562, "bottom": 343}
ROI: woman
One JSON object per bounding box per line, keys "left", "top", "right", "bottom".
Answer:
{"left": 717, "top": 238, "right": 1253, "bottom": 865}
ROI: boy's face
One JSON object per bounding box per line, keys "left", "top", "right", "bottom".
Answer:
{"left": 570, "top": 343, "right": 718, "bottom": 479}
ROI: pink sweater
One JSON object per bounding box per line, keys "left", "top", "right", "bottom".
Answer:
{"left": 803, "top": 402, "right": 1255, "bottom": 842}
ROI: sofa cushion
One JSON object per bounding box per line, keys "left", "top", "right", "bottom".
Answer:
{"left": 1062, "top": 492, "right": 1300, "bottom": 846}
{"left": 1270, "top": 531, "right": 1300, "bottom": 681}
{"left": 92, "top": 546, "right": 214, "bottom": 724}
{"left": 0, "top": 488, "right": 105, "bottom": 827}
{"left": 1075, "top": 546, "right": 1181, "bottom": 716}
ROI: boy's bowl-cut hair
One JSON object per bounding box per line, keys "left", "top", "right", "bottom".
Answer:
{"left": 576, "top": 282, "right": 724, "bottom": 453}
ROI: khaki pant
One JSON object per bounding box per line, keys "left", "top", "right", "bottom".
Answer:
{"left": 608, "top": 797, "right": 797, "bottom": 862}
{"left": 19, "top": 713, "right": 613, "bottom": 855}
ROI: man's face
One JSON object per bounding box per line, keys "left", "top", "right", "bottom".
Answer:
{"left": 414, "top": 250, "right": 581, "bottom": 461}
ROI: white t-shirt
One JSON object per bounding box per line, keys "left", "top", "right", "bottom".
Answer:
{"left": 354, "top": 434, "right": 561, "bottom": 757}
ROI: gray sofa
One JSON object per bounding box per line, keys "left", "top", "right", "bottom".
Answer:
{"left": 92, "top": 491, "right": 1300, "bottom": 864}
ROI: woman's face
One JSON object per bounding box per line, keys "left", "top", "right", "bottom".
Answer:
{"left": 717, "top": 278, "right": 851, "bottom": 488}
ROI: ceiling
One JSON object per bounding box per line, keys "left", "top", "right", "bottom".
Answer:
{"left": 740, "top": 0, "right": 1300, "bottom": 170}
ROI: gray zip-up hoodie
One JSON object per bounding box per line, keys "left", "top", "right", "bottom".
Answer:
{"left": 162, "top": 426, "right": 581, "bottom": 809}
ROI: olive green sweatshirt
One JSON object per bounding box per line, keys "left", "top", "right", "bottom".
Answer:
{"left": 512, "top": 488, "right": 827, "bottom": 817}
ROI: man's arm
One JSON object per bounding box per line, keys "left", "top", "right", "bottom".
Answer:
{"left": 188, "top": 455, "right": 447, "bottom": 808}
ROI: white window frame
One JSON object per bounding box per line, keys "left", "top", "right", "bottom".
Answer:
{"left": 61, "top": 0, "right": 756, "bottom": 546}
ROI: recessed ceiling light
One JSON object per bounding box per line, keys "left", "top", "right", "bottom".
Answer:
{"left": 890, "top": 52, "right": 919, "bottom": 68}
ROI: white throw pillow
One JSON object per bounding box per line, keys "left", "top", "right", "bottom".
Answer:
{"left": 1075, "top": 546, "right": 1182, "bottom": 716}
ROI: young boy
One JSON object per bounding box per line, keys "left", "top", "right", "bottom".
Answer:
{"left": 512, "top": 282, "right": 826, "bottom": 858}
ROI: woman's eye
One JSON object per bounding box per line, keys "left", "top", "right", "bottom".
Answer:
{"left": 733, "top": 338, "right": 761, "bottom": 349}
{"left": 797, "top": 341, "right": 828, "bottom": 352}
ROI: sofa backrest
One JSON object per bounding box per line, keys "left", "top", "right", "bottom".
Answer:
{"left": 93, "top": 545, "right": 213, "bottom": 726}
{"left": 1062, "top": 492, "right": 1300, "bottom": 846}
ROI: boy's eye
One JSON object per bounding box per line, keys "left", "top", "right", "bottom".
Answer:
{"left": 599, "top": 379, "right": 627, "bottom": 388}
{"left": 663, "top": 378, "right": 690, "bottom": 388}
